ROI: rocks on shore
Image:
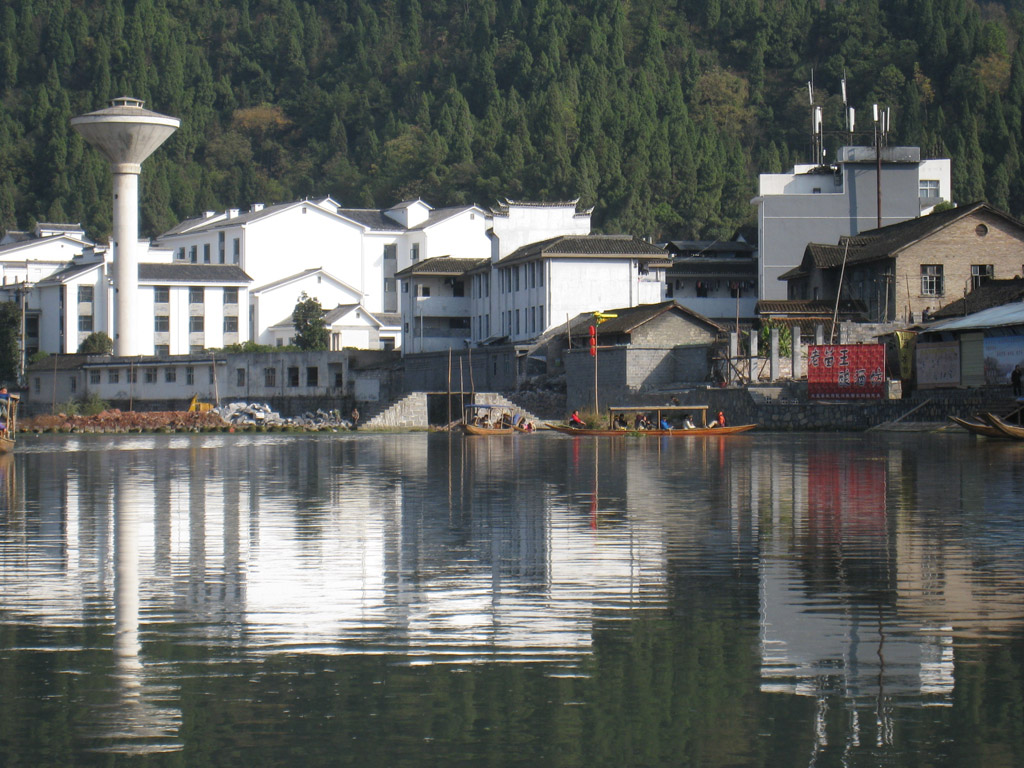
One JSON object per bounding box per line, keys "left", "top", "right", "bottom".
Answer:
{"left": 22, "top": 402, "right": 356, "bottom": 433}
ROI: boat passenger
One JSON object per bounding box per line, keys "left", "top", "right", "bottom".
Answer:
{"left": 613, "top": 414, "right": 628, "bottom": 430}
{"left": 569, "top": 409, "right": 585, "bottom": 429}
{"left": 710, "top": 411, "right": 726, "bottom": 428}
{"left": 659, "top": 417, "right": 672, "bottom": 430}
{"left": 633, "top": 412, "right": 645, "bottom": 430}
{"left": 683, "top": 414, "right": 696, "bottom": 429}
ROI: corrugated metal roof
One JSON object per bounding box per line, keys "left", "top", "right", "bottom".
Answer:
{"left": 925, "top": 301, "right": 1024, "bottom": 332}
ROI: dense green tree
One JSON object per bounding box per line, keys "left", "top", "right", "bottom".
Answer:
{"left": 0, "top": 302, "right": 21, "bottom": 383}
{"left": 292, "top": 292, "right": 329, "bottom": 351}
{"left": 77, "top": 331, "right": 113, "bottom": 355}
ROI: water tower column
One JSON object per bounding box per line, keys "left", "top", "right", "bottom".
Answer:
{"left": 112, "top": 163, "right": 142, "bottom": 356}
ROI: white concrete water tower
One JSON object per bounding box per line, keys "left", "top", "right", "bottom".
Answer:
{"left": 71, "top": 97, "right": 180, "bottom": 356}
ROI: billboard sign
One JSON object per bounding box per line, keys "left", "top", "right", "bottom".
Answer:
{"left": 807, "top": 344, "right": 885, "bottom": 399}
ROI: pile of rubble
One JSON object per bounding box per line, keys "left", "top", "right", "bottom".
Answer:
{"left": 23, "top": 408, "right": 228, "bottom": 433}
{"left": 213, "top": 402, "right": 355, "bottom": 430}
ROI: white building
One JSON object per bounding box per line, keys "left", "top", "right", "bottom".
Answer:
{"left": 754, "top": 146, "right": 952, "bottom": 300}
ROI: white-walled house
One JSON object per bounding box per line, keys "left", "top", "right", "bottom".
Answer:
{"left": 485, "top": 235, "right": 669, "bottom": 344}
{"left": 154, "top": 197, "right": 492, "bottom": 349}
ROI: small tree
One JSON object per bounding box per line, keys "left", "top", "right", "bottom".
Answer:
{"left": 0, "top": 301, "right": 19, "bottom": 382}
{"left": 292, "top": 292, "right": 329, "bottom": 351}
{"left": 78, "top": 331, "right": 114, "bottom": 355}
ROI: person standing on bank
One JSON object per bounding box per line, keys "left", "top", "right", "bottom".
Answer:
{"left": 1012, "top": 364, "right": 1023, "bottom": 397}
{"left": 351, "top": 406, "right": 360, "bottom": 429}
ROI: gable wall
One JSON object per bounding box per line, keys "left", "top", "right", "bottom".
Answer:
{"left": 893, "top": 211, "right": 1024, "bottom": 321}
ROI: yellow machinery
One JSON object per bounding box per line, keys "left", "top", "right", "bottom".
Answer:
{"left": 188, "top": 395, "right": 213, "bottom": 413}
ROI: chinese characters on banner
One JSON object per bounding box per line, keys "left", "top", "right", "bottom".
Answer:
{"left": 807, "top": 344, "right": 886, "bottom": 399}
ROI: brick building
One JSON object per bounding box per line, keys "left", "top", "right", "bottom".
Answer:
{"left": 780, "top": 203, "right": 1024, "bottom": 323}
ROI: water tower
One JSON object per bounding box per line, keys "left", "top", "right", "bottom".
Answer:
{"left": 72, "top": 97, "right": 180, "bottom": 356}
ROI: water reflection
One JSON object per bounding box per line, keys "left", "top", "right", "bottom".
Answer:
{"left": 0, "top": 431, "right": 1023, "bottom": 762}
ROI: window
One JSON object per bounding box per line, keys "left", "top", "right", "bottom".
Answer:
{"left": 538, "top": 306, "right": 544, "bottom": 330}
{"left": 108, "top": 370, "right": 119, "bottom": 384}
{"left": 155, "top": 345, "right": 169, "bottom": 357}
{"left": 209, "top": 366, "right": 215, "bottom": 384}
{"left": 223, "top": 316, "right": 238, "bottom": 333}
{"left": 145, "top": 368, "right": 157, "bottom": 383}
{"left": 306, "top": 367, "right": 319, "bottom": 386}
{"left": 921, "top": 264, "right": 944, "bottom": 296}
{"left": 189, "top": 245, "right": 197, "bottom": 263}
{"left": 384, "top": 278, "right": 396, "bottom": 293}
{"left": 69, "top": 376, "right": 77, "bottom": 393}
{"left": 78, "top": 315, "right": 93, "bottom": 332}
{"left": 452, "top": 280, "right": 464, "bottom": 297}
{"left": 236, "top": 368, "right": 245, "bottom": 386}
{"left": 448, "top": 317, "right": 470, "bottom": 329}
{"left": 232, "top": 238, "right": 240, "bottom": 263}
{"left": 218, "top": 232, "right": 225, "bottom": 263}
{"left": 287, "top": 366, "right": 300, "bottom": 387}
{"left": 190, "top": 345, "right": 204, "bottom": 354}
{"left": 529, "top": 262, "right": 536, "bottom": 288}
{"left": 189, "top": 287, "right": 204, "bottom": 304}
{"left": 515, "top": 309, "right": 520, "bottom": 334}
{"left": 920, "top": 179, "right": 940, "bottom": 198}
{"left": 264, "top": 367, "right": 277, "bottom": 387}
{"left": 186, "top": 366, "right": 194, "bottom": 385}
{"left": 154, "top": 316, "right": 169, "bottom": 332}
{"left": 410, "top": 243, "right": 419, "bottom": 261}
{"left": 33, "top": 377, "right": 40, "bottom": 394}
{"left": 78, "top": 285, "right": 94, "bottom": 303}
{"left": 513, "top": 268, "right": 520, "bottom": 291}
{"left": 223, "top": 287, "right": 238, "bottom": 305}
{"left": 530, "top": 306, "right": 536, "bottom": 333}
{"left": 402, "top": 281, "right": 409, "bottom": 293}
{"left": 154, "top": 286, "right": 169, "bottom": 303}
{"left": 417, "top": 285, "right": 430, "bottom": 297}
{"left": 334, "top": 372, "right": 345, "bottom": 387}
{"left": 190, "top": 316, "right": 205, "bottom": 333}
{"left": 89, "top": 371, "right": 100, "bottom": 384}
{"left": 384, "top": 244, "right": 397, "bottom": 261}
{"left": 971, "top": 264, "right": 994, "bottom": 289}
{"left": 165, "top": 368, "right": 177, "bottom": 383}
{"left": 176, "top": 247, "right": 185, "bottom": 261}
{"left": 128, "top": 368, "right": 137, "bottom": 384}
{"left": 203, "top": 243, "right": 211, "bottom": 263}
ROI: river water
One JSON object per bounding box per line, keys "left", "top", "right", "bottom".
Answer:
{"left": 1, "top": 430, "right": 1023, "bottom": 766}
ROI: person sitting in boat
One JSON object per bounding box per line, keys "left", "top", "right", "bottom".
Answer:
{"left": 633, "top": 412, "right": 645, "bottom": 430}
{"left": 569, "top": 409, "right": 585, "bottom": 428}
{"left": 613, "top": 414, "right": 628, "bottom": 430}
{"left": 709, "top": 411, "right": 726, "bottom": 428}
{"left": 682, "top": 414, "right": 696, "bottom": 429}
{"left": 659, "top": 416, "right": 672, "bottom": 430}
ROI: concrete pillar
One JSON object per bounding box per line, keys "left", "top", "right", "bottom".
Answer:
{"left": 770, "top": 327, "right": 780, "bottom": 381}
{"left": 749, "top": 330, "right": 758, "bottom": 382}
{"left": 815, "top": 324, "right": 824, "bottom": 345}
{"left": 729, "top": 332, "right": 738, "bottom": 384}
{"left": 791, "top": 325, "right": 802, "bottom": 380}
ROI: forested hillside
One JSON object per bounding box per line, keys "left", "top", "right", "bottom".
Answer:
{"left": 1, "top": 0, "right": 1023, "bottom": 243}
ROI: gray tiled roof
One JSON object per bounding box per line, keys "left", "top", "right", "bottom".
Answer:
{"left": 35, "top": 260, "right": 104, "bottom": 284}
{"left": 395, "top": 257, "right": 488, "bottom": 278}
{"left": 498, "top": 235, "right": 669, "bottom": 267}
{"left": 139, "top": 263, "right": 251, "bottom": 283}
{"left": 668, "top": 258, "right": 757, "bottom": 279}
{"left": 591, "top": 300, "right": 725, "bottom": 337}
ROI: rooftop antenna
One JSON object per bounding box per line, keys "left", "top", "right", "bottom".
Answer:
{"left": 808, "top": 71, "right": 825, "bottom": 165}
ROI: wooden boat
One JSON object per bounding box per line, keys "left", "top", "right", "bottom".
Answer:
{"left": 549, "top": 404, "right": 756, "bottom": 437}
{"left": 980, "top": 412, "right": 1024, "bottom": 440}
{"left": 947, "top": 414, "right": 1007, "bottom": 438}
{"left": 548, "top": 423, "right": 756, "bottom": 436}
{"left": 0, "top": 393, "right": 18, "bottom": 453}
{"left": 460, "top": 404, "right": 535, "bottom": 435}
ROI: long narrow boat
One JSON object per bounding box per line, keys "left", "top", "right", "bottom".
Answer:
{"left": 0, "top": 393, "right": 18, "bottom": 454}
{"left": 980, "top": 412, "right": 1024, "bottom": 440}
{"left": 548, "top": 404, "right": 756, "bottom": 436}
{"left": 947, "top": 414, "right": 1007, "bottom": 438}
{"left": 548, "top": 423, "right": 756, "bottom": 436}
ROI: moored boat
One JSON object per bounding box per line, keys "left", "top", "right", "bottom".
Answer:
{"left": 947, "top": 414, "right": 1007, "bottom": 438}
{"left": 980, "top": 412, "right": 1024, "bottom": 440}
{"left": 549, "top": 404, "right": 756, "bottom": 437}
{"left": 0, "top": 392, "right": 19, "bottom": 453}
{"left": 460, "top": 404, "right": 536, "bottom": 435}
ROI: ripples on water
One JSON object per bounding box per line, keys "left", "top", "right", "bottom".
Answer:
{"left": 1, "top": 431, "right": 1023, "bottom": 765}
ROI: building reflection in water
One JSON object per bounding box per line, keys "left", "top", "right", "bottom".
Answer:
{"left": 3, "top": 432, "right": 1024, "bottom": 757}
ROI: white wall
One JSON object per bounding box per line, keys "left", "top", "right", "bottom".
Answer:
{"left": 489, "top": 202, "right": 591, "bottom": 261}
{"left": 253, "top": 272, "right": 363, "bottom": 345}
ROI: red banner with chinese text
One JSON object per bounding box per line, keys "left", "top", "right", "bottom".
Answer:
{"left": 807, "top": 344, "right": 885, "bottom": 400}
